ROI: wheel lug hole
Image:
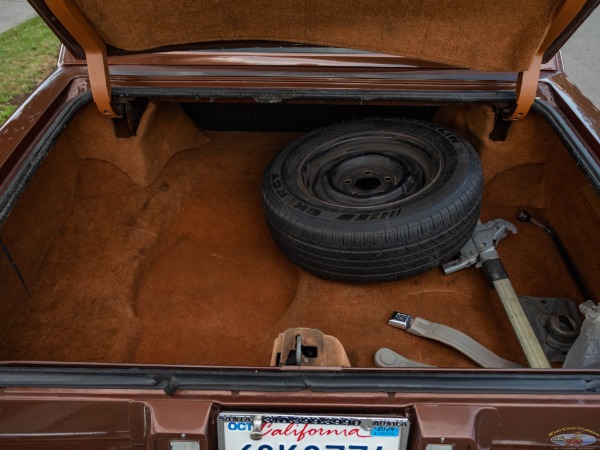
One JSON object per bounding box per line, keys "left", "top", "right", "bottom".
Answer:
{"left": 384, "top": 177, "right": 392, "bottom": 182}
{"left": 364, "top": 170, "right": 372, "bottom": 175}
{"left": 344, "top": 179, "right": 352, "bottom": 184}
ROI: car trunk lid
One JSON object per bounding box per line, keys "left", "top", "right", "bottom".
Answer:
{"left": 27, "top": 0, "right": 598, "bottom": 119}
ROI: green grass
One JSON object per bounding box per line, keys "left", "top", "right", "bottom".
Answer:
{"left": 0, "top": 17, "right": 60, "bottom": 126}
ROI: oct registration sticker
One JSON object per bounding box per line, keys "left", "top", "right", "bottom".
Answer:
{"left": 217, "top": 413, "right": 410, "bottom": 450}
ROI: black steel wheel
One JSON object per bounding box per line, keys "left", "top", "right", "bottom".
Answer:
{"left": 262, "top": 117, "right": 483, "bottom": 282}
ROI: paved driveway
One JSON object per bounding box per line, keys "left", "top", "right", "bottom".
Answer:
{"left": 0, "top": 0, "right": 36, "bottom": 34}
{"left": 562, "top": 8, "right": 600, "bottom": 107}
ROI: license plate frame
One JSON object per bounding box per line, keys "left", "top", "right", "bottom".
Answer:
{"left": 217, "top": 413, "right": 410, "bottom": 450}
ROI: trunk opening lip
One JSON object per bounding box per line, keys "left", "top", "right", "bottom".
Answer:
{"left": 59, "top": 49, "right": 563, "bottom": 73}
{"left": 0, "top": 362, "right": 599, "bottom": 393}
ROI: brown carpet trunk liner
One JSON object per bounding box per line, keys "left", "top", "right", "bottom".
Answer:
{"left": 1, "top": 125, "right": 595, "bottom": 368}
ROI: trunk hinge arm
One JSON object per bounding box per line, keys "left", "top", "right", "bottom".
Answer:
{"left": 45, "top": 0, "right": 121, "bottom": 118}
{"left": 502, "top": 55, "right": 543, "bottom": 121}
{"left": 503, "top": 0, "right": 587, "bottom": 121}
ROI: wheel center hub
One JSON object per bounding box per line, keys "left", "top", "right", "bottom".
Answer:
{"left": 329, "top": 153, "right": 416, "bottom": 199}
{"left": 354, "top": 177, "right": 381, "bottom": 191}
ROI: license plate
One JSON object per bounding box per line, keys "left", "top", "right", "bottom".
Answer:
{"left": 218, "top": 413, "right": 410, "bottom": 450}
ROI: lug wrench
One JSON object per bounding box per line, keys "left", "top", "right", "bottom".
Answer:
{"left": 443, "top": 219, "right": 551, "bottom": 368}
{"left": 517, "top": 210, "right": 592, "bottom": 302}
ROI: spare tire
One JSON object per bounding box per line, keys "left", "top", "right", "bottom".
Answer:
{"left": 262, "top": 117, "right": 483, "bottom": 282}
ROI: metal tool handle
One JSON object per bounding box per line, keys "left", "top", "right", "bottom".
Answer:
{"left": 483, "top": 259, "right": 552, "bottom": 369}
{"left": 407, "top": 317, "right": 522, "bottom": 368}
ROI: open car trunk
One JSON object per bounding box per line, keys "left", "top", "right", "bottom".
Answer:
{"left": 0, "top": 99, "right": 598, "bottom": 368}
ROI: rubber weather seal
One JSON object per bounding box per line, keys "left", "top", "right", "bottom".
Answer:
{"left": 0, "top": 365, "right": 599, "bottom": 394}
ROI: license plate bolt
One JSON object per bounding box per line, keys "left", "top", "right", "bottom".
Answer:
{"left": 361, "top": 419, "right": 374, "bottom": 431}
{"left": 250, "top": 415, "right": 264, "bottom": 441}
